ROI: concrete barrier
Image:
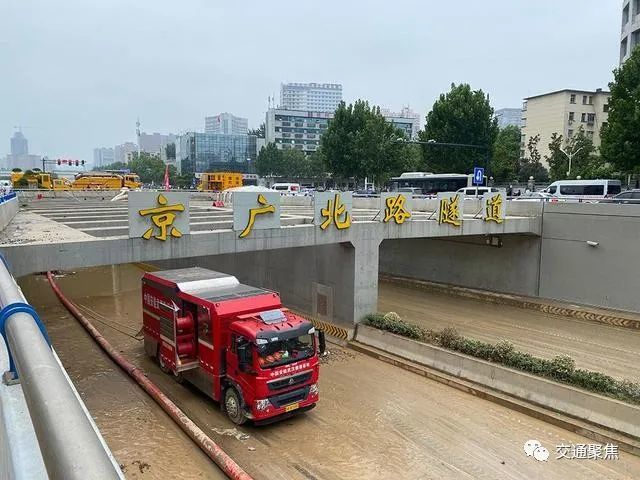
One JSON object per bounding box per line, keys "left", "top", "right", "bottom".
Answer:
{"left": 355, "top": 324, "right": 640, "bottom": 439}
{"left": 0, "top": 196, "right": 19, "bottom": 232}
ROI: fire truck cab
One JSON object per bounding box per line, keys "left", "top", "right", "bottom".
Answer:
{"left": 142, "top": 267, "right": 320, "bottom": 425}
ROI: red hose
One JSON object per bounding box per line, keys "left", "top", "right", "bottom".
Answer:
{"left": 47, "top": 272, "right": 253, "bottom": 480}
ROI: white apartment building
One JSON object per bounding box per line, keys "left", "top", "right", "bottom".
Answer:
{"left": 280, "top": 83, "right": 342, "bottom": 113}
{"left": 621, "top": 0, "right": 640, "bottom": 64}
{"left": 381, "top": 107, "right": 420, "bottom": 139}
{"left": 204, "top": 113, "right": 248, "bottom": 135}
{"left": 265, "top": 108, "right": 332, "bottom": 154}
{"left": 521, "top": 89, "right": 610, "bottom": 165}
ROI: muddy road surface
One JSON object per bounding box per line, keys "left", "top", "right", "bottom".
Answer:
{"left": 379, "top": 280, "right": 640, "bottom": 383}
{"left": 19, "top": 265, "right": 640, "bottom": 479}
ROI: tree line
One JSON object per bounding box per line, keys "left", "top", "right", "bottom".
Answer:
{"left": 257, "top": 46, "right": 640, "bottom": 185}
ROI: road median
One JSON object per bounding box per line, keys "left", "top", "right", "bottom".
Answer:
{"left": 353, "top": 323, "right": 640, "bottom": 453}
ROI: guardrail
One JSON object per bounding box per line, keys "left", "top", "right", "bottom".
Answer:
{"left": 0, "top": 192, "right": 16, "bottom": 204}
{"left": 0, "top": 257, "right": 122, "bottom": 479}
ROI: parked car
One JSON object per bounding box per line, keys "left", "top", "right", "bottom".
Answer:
{"left": 609, "top": 189, "right": 640, "bottom": 204}
{"left": 456, "top": 186, "right": 501, "bottom": 197}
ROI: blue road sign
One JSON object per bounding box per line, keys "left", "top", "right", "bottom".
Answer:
{"left": 473, "top": 167, "right": 484, "bottom": 185}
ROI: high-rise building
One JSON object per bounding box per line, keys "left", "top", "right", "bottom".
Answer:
{"left": 205, "top": 113, "right": 248, "bottom": 135}
{"left": 495, "top": 108, "right": 523, "bottom": 128}
{"left": 621, "top": 0, "right": 640, "bottom": 64}
{"left": 114, "top": 142, "right": 138, "bottom": 164}
{"left": 280, "top": 83, "right": 342, "bottom": 113}
{"left": 10, "top": 131, "right": 28, "bottom": 156}
{"left": 381, "top": 107, "right": 421, "bottom": 139}
{"left": 521, "top": 88, "right": 610, "bottom": 165}
{"left": 265, "top": 108, "right": 332, "bottom": 154}
{"left": 176, "top": 133, "right": 257, "bottom": 175}
{"left": 93, "top": 147, "right": 115, "bottom": 168}
{"left": 138, "top": 132, "right": 176, "bottom": 156}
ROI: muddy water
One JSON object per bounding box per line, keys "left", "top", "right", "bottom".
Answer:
{"left": 378, "top": 281, "right": 640, "bottom": 383}
{"left": 19, "top": 268, "right": 225, "bottom": 480}
{"left": 19, "top": 265, "right": 640, "bottom": 480}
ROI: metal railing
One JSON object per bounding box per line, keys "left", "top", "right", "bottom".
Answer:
{"left": 0, "top": 257, "right": 122, "bottom": 479}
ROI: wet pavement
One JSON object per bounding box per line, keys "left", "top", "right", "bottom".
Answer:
{"left": 378, "top": 280, "right": 640, "bottom": 383}
{"left": 19, "top": 265, "right": 640, "bottom": 479}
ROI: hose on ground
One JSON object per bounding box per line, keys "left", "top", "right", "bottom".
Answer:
{"left": 46, "top": 272, "right": 253, "bottom": 480}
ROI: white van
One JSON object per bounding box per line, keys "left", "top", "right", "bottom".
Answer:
{"left": 271, "top": 183, "right": 301, "bottom": 195}
{"left": 456, "top": 186, "right": 500, "bottom": 197}
{"left": 541, "top": 180, "right": 621, "bottom": 199}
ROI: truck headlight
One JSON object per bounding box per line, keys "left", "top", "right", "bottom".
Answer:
{"left": 309, "top": 383, "right": 319, "bottom": 396}
{"left": 255, "top": 399, "right": 270, "bottom": 411}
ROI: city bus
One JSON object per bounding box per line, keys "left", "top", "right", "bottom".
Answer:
{"left": 389, "top": 172, "right": 485, "bottom": 195}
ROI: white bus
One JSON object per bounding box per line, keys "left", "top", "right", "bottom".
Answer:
{"left": 541, "top": 179, "right": 621, "bottom": 199}
{"left": 389, "top": 172, "right": 483, "bottom": 196}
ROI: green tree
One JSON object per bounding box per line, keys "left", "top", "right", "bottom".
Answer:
{"left": 280, "top": 149, "right": 307, "bottom": 178}
{"left": 546, "top": 128, "right": 597, "bottom": 180}
{"left": 256, "top": 143, "right": 282, "bottom": 177}
{"left": 101, "top": 153, "right": 166, "bottom": 184}
{"left": 418, "top": 83, "right": 498, "bottom": 174}
{"left": 517, "top": 134, "right": 549, "bottom": 182}
{"left": 248, "top": 123, "right": 265, "bottom": 138}
{"left": 307, "top": 150, "right": 327, "bottom": 181}
{"left": 491, "top": 126, "right": 521, "bottom": 182}
{"left": 321, "top": 100, "right": 410, "bottom": 186}
{"left": 601, "top": 46, "right": 640, "bottom": 173}
{"left": 11, "top": 168, "right": 22, "bottom": 172}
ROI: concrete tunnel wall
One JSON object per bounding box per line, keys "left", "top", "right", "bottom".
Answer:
{"left": 539, "top": 203, "right": 640, "bottom": 312}
{"left": 379, "top": 235, "right": 542, "bottom": 297}
{"left": 379, "top": 202, "right": 640, "bottom": 313}
{"left": 152, "top": 241, "right": 373, "bottom": 330}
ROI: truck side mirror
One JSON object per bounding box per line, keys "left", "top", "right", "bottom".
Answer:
{"left": 237, "top": 342, "right": 251, "bottom": 371}
{"left": 317, "top": 331, "right": 326, "bottom": 355}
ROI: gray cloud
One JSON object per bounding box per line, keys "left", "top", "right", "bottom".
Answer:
{"left": 0, "top": 0, "right": 620, "bottom": 160}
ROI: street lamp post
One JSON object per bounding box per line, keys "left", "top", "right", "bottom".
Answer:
{"left": 559, "top": 146, "right": 584, "bottom": 178}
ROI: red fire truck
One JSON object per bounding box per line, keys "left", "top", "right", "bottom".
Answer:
{"left": 142, "top": 267, "right": 320, "bottom": 425}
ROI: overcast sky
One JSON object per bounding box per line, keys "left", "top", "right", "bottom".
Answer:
{"left": 0, "top": 0, "right": 621, "bottom": 161}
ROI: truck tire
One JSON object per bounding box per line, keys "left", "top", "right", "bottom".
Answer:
{"left": 157, "top": 351, "right": 172, "bottom": 374}
{"left": 224, "top": 388, "right": 247, "bottom": 425}
{"left": 157, "top": 351, "right": 184, "bottom": 384}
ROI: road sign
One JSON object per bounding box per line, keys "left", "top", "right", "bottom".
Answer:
{"left": 473, "top": 167, "right": 484, "bottom": 185}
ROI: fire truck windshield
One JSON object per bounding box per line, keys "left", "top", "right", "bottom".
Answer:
{"left": 256, "top": 334, "right": 314, "bottom": 369}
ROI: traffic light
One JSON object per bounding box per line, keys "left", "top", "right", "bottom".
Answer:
{"left": 81, "top": 160, "right": 85, "bottom": 165}
{"left": 57, "top": 159, "right": 61, "bottom": 166}
{"left": 75, "top": 160, "right": 79, "bottom": 166}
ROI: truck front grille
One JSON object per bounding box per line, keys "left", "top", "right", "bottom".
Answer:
{"left": 268, "top": 386, "right": 310, "bottom": 408}
{"left": 267, "top": 371, "right": 312, "bottom": 392}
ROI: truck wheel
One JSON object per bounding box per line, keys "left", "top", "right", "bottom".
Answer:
{"left": 157, "top": 352, "right": 184, "bottom": 383}
{"left": 224, "top": 388, "right": 247, "bottom": 425}
{"left": 157, "top": 351, "right": 171, "bottom": 374}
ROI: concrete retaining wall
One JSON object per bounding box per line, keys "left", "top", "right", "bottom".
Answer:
{"left": 540, "top": 202, "right": 640, "bottom": 312}
{"left": 0, "top": 197, "right": 19, "bottom": 232}
{"left": 153, "top": 242, "right": 365, "bottom": 331}
{"left": 379, "top": 234, "right": 541, "bottom": 296}
{"left": 356, "top": 324, "right": 640, "bottom": 439}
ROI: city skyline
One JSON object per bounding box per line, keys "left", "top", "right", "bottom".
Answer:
{"left": 1, "top": 0, "right": 621, "bottom": 161}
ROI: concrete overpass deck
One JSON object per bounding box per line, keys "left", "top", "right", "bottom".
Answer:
{"left": 0, "top": 198, "right": 541, "bottom": 278}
